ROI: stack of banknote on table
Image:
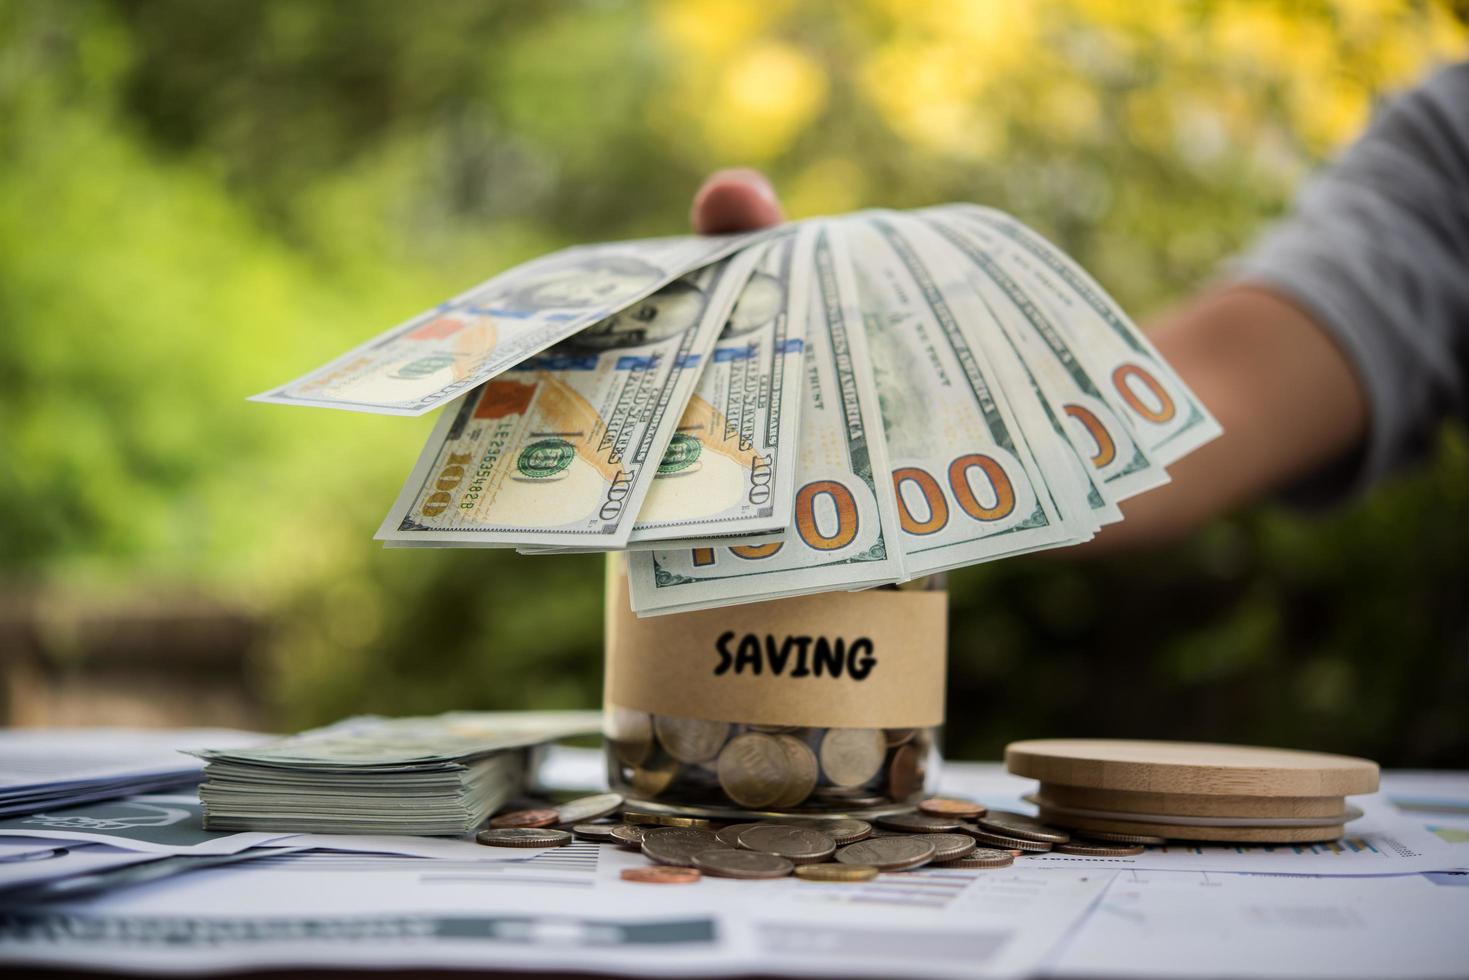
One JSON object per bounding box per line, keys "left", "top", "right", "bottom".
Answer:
{"left": 189, "top": 712, "right": 599, "bottom": 835}
{"left": 255, "top": 205, "right": 1221, "bottom": 614}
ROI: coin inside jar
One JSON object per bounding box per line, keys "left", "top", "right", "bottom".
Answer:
{"left": 836, "top": 836, "right": 936, "bottom": 872}
{"left": 717, "top": 732, "right": 791, "bottom": 809}
{"left": 976, "top": 810, "right": 1071, "bottom": 844}
{"left": 654, "top": 715, "right": 731, "bottom": 764}
{"left": 629, "top": 758, "right": 679, "bottom": 799}
{"left": 693, "top": 848, "right": 795, "bottom": 879}
{"left": 819, "top": 728, "right": 887, "bottom": 787}
{"left": 770, "top": 735, "right": 819, "bottom": 809}
{"left": 606, "top": 707, "right": 654, "bottom": 766}
{"left": 639, "top": 827, "right": 722, "bottom": 867}
{"left": 887, "top": 742, "right": 924, "bottom": 801}
{"left": 736, "top": 825, "right": 837, "bottom": 865}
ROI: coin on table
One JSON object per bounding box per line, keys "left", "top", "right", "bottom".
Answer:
{"left": 811, "top": 788, "right": 889, "bottom": 808}
{"left": 607, "top": 706, "right": 654, "bottom": 766}
{"left": 792, "top": 817, "right": 872, "bottom": 845}
{"left": 555, "top": 793, "right": 623, "bottom": 825}
{"left": 620, "top": 866, "right": 702, "bottom": 885}
{"left": 715, "top": 822, "right": 765, "bottom": 848}
{"left": 771, "top": 734, "right": 819, "bottom": 809}
{"left": 610, "top": 824, "right": 647, "bottom": 848}
{"left": 654, "top": 716, "right": 732, "bottom": 764}
{"left": 488, "top": 808, "right": 559, "bottom": 829}
{"left": 835, "top": 836, "right": 937, "bottom": 872}
{"left": 476, "top": 828, "right": 573, "bottom": 848}
{"left": 976, "top": 810, "right": 1070, "bottom": 844}
{"left": 819, "top": 728, "right": 888, "bottom": 787}
{"left": 693, "top": 848, "right": 795, "bottom": 880}
{"left": 571, "top": 823, "right": 621, "bottom": 843}
{"left": 938, "top": 847, "right": 1014, "bottom": 869}
{"left": 795, "top": 863, "right": 879, "bottom": 882}
{"left": 960, "top": 826, "right": 1053, "bottom": 852}
{"left": 919, "top": 833, "right": 978, "bottom": 863}
{"left": 1073, "top": 830, "right": 1167, "bottom": 846}
{"left": 1054, "top": 840, "right": 1145, "bottom": 856}
{"left": 919, "top": 797, "right": 987, "bottom": 820}
{"left": 640, "top": 827, "right": 722, "bottom": 867}
{"left": 887, "top": 742, "right": 924, "bottom": 801}
{"left": 623, "top": 811, "right": 713, "bottom": 829}
{"left": 717, "top": 732, "right": 790, "bottom": 809}
{"left": 629, "top": 758, "right": 679, "bottom": 799}
{"left": 736, "top": 825, "right": 836, "bottom": 865}
{"left": 876, "top": 811, "right": 962, "bottom": 833}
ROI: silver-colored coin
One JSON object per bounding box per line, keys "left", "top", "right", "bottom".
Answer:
{"left": 717, "top": 732, "right": 790, "bottom": 809}
{"left": 939, "top": 847, "right": 1014, "bottom": 869}
{"left": 876, "top": 811, "right": 962, "bottom": 833}
{"left": 639, "top": 827, "right": 722, "bottom": 867}
{"left": 610, "top": 824, "right": 646, "bottom": 848}
{"left": 919, "top": 833, "right": 978, "bottom": 863}
{"left": 555, "top": 793, "right": 624, "bottom": 825}
{"left": 976, "top": 810, "right": 1071, "bottom": 844}
{"left": 654, "top": 715, "right": 732, "bottom": 764}
{"left": 715, "top": 822, "right": 766, "bottom": 848}
{"left": 693, "top": 848, "right": 795, "bottom": 879}
{"left": 571, "top": 823, "right": 621, "bottom": 843}
{"left": 771, "top": 734, "right": 819, "bottom": 809}
{"left": 835, "top": 836, "right": 936, "bottom": 872}
{"left": 960, "top": 825, "right": 1052, "bottom": 852}
{"left": 736, "top": 825, "right": 836, "bottom": 865}
{"left": 1055, "top": 840, "right": 1145, "bottom": 856}
{"left": 819, "top": 728, "right": 887, "bottom": 787}
{"left": 606, "top": 706, "right": 654, "bottom": 766}
{"left": 475, "top": 828, "right": 573, "bottom": 848}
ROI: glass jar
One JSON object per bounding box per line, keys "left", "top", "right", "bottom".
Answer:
{"left": 604, "top": 557, "right": 946, "bottom": 817}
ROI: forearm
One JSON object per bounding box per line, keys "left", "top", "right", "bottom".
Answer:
{"left": 1089, "top": 285, "right": 1369, "bottom": 550}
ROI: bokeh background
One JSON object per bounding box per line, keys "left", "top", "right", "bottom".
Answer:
{"left": 3, "top": 0, "right": 1466, "bottom": 767}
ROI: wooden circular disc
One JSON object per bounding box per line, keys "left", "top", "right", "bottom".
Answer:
{"left": 1006, "top": 740, "right": 1378, "bottom": 797}
{"left": 1035, "top": 809, "right": 1348, "bottom": 844}
{"left": 1036, "top": 783, "right": 1352, "bottom": 819}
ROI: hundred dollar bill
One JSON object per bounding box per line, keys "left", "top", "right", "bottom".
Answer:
{"left": 931, "top": 205, "right": 1222, "bottom": 465}
{"left": 841, "top": 213, "right": 1086, "bottom": 577}
{"left": 253, "top": 232, "right": 765, "bottom": 417}
{"left": 376, "top": 250, "right": 760, "bottom": 550}
{"left": 917, "top": 210, "right": 1168, "bottom": 503}
{"left": 628, "top": 223, "right": 905, "bottom": 614}
{"left": 628, "top": 226, "right": 815, "bottom": 546}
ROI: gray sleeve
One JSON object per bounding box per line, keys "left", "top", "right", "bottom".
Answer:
{"left": 1228, "top": 60, "right": 1469, "bottom": 507}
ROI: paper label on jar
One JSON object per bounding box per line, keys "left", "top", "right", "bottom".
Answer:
{"left": 604, "top": 563, "right": 947, "bottom": 728}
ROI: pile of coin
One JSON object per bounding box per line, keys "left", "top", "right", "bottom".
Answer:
{"left": 605, "top": 709, "right": 937, "bottom": 813}
{"left": 476, "top": 792, "right": 1159, "bottom": 883}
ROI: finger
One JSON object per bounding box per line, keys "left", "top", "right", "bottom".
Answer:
{"left": 691, "top": 168, "right": 784, "bottom": 234}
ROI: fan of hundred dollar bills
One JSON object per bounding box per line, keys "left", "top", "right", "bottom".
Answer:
{"left": 256, "top": 206, "right": 1220, "bottom": 615}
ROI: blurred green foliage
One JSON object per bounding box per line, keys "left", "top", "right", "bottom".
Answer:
{"left": 1, "top": 0, "right": 1465, "bottom": 765}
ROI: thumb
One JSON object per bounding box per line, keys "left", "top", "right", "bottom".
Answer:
{"left": 691, "top": 168, "right": 784, "bottom": 234}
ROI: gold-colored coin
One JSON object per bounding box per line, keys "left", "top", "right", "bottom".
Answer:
{"left": 771, "top": 735, "right": 819, "bottom": 809}
{"left": 1073, "top": 829, "right": 1167, "bottom": 846}
{"left": 795, "top": 863, "right": 879, "bottom": 882}
{"left": 938, "top": 847, "right": 1014, "bottom": 869}
{"left": 623, "top": 811, "right": 713, "bottom": 829}
{"left": 1054, "top": 840, "right": 1145, "bottom": 856}
{"left": 606, "top": 706, "right": 654, "bottom": 766}
{"left": 654, "top": 716, "right": 732, "bottom": 764}
{"left": 717, "top": 732, "right": 790, "bottom": 809}
{"left": 819, "top": 728, "right": 887, "bottom": 788}
{"left": 887, "top": 742, "right": 924, "bottom": 801}
{"left": 630, "top": 758, "right": 678, "bottom": 799}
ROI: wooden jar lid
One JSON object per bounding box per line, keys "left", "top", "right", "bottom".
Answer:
{"left": 1005, "top": 739, "right": 1379, "bottom": 798}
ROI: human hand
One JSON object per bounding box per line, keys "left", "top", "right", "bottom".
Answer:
{"left": 690, "top": 168, "right": 785, "bottom": 234}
